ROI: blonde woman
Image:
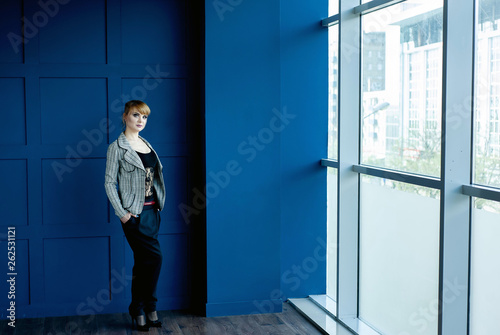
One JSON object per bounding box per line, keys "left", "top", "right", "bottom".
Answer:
{"left": 105, "top": 100, "right": 165, "bottom": 331}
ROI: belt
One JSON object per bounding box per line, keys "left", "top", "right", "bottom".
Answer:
{"left": 144, "top": 200, "right": 156, "bottom": 206}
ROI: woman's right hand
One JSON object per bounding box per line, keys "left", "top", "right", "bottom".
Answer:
{"left": 120, "top": 212, "right": 135, "bottom": 224}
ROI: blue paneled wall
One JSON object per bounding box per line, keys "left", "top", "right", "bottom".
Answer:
{"left": 0, "top": 0, "right": 198, "bottom": 319}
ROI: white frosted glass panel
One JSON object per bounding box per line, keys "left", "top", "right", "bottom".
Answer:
{"left": 359, "top": 176, "right": 439, "bottom": 335}
{"left": 470, "top": 200, "right": 500, "bottom": 334}
{"left": 327, "top": 168, "right": 338, "bottom": 300}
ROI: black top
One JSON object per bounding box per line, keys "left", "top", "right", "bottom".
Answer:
{"left": 136, "top": 150, "right": 157, "bottom": 169}
{"left": 136, "top": 151, "right": 158, "bottom": 202}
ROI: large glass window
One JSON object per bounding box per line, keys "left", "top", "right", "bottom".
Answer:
{"left": 474, "top": 0, "right": 500, "bottom": 188}
{"left": 319, "top": 1, "right": 500, "bottom": 334}
{"left": 361, "top": 1, "right": 443, "bottom": 177}
{"left": 470, "top": 1, "right": 500, "bottom": 333}
{"left": 359, "top": 176, "right": 440, "bottom": 335}
{"left": 358, "top": 4, "right": 443, "bottom": 334}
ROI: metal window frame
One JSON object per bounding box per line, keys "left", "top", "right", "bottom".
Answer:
{"left": 353, "top": 0, "right": 407, "bottom": 15}
{"left": 439, "top": 0, "right": 474, "bottom": 333}
{"left": 352, "top": 164, "right": 441, "bottom": 189}
{"left": 463, "top": 184, "right": 500, "bottom": 202}
{"left": 320, "top": 158, "right": 339, "bottom": 169}
{"left": 321, "top": 14, "right": 340, "bottom": 27}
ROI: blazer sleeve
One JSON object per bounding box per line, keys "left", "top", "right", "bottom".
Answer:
{"left": 104, "top": 143, "right": 128, "bottom": 219}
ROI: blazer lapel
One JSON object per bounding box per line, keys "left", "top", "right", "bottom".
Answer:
{"left": 117, "top": 133, "right": 145, "bottom": 171}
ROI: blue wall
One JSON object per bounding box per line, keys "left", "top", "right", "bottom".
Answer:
{"left": 280, "top": 0, "right": 329, "bottom": 299}
{"left": 205, "top": 0, "right": 328, "bottom": 316}
{"left": 205, "top": 0, "right": 282, "bottom": 317}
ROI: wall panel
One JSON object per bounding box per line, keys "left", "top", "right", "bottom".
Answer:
{"left": 39, "top": 0, "right": 107, "bottom": 64}
{"left": 0, "top": 78, "right": 26, "bottom": 145}
{"left": 0, "top": 0, "right": 24, "bottom": 63}
{"left": 121, "top": 0, "right": 186, "bottom": 65}
{"left": 0, "top": 160, "right": 28, "bottom": 227}
{"left": 40, "top": 78, "right": 108, "bottom": 145}
{"left": 42, "top": 159, "right": 107, "bottom": 225}
{"left": 43, "top": 237, "right": 110, "bottom": 304}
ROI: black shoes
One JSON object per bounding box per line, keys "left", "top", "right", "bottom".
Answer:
{"left": 146, "top": 311, "right": 162, "bottom": 328}
{"left": 130, "top": 313, "right": 149, "bottom": 332}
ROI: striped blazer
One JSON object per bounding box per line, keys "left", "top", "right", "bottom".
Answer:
{"left": 104, "top": 132, "right": 166, "bottom": 219}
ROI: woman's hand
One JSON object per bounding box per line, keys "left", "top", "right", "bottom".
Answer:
{"left": 120, "top": 212, "right": 137, "bottom": 224}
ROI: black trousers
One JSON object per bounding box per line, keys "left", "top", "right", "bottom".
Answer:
{"left": 122, "top": 204, "right": 162, "bottom": 316}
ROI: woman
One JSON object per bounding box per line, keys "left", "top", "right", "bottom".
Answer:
{"left": 104, "top": 100, "right": 166, "bottom": 331}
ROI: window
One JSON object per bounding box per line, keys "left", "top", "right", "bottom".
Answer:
{"left": 475, "top": 12, "right": 500, "bottom": 187}
{"left": 327, "top": 0, "right": 339, "bottom": 302}
{"left": 328, "top": 21, "right": 339, "bottom": 160}
{"left": 361, "top": 1, "right": 443, "bottom": 177}
{"left": 359, "top": 5, "right": 445, "bottom": 321}
{"left": 312, "top": 1, "right": 500, "bottom": 335}
{"left": 470, "top": 1, "right": 500, "bottom": 333}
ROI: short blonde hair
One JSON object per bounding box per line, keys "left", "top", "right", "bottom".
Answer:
{"left": 123, "top": 100, "right": 151, "bottom": 124}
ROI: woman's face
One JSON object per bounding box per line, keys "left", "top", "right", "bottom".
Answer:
{"left": 124, "top": 108, "right": 148, "bottom": 133}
